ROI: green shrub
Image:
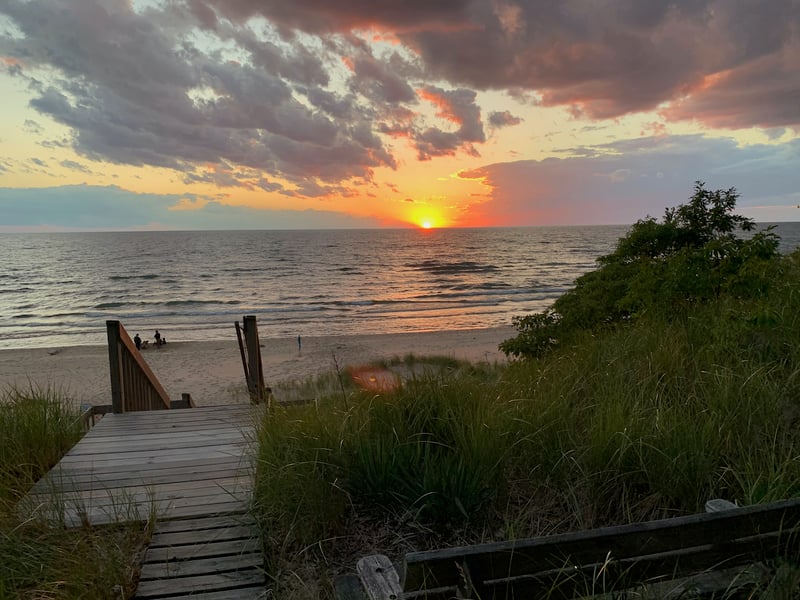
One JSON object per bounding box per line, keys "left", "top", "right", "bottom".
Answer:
{"left": 501, "top": 182, "right": 781, "bottom": 359}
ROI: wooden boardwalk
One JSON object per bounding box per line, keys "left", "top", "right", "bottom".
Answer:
{"left": 24, "top": 405, "right": 266, "bottom": 598}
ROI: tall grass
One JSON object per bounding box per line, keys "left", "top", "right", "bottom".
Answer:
{"left": 0, "top": 386, "right": 84, "bottom": 505}
{"left": 252, "top": 252, "right": 800, "bottom": 597}
{"left": 0, "top": 386, "right": 150, "bottom": 599}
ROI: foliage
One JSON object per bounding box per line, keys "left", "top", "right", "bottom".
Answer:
{"left": 501, "top": 182, "right": 780, "bottom": 358}
{"left": 254, "top": 254, "right": 800, "bottom": 596}
{"left": 0, "top": 386, "right": 84, "bottom": 504}
{"left": 0, "top": 387, "right": 150, "bottom": 600}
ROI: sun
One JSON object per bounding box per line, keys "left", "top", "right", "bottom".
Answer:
{"left": 421, "top": 220, "right": 433, "bottom": 229}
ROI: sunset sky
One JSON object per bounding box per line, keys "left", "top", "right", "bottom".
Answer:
{"left": 0, "top": 0, "right": 798, "bottom": 231}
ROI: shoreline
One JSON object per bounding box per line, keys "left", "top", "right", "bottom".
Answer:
{"left": 0, "top": 326, "right": 516, "bottom": 407}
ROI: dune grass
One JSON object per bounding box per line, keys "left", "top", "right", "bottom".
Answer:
{"left": 252, "top": 254, "right": 800, "bottom": 598}
{"left": 0, "top": 387, "right": 150, "bottom": 600}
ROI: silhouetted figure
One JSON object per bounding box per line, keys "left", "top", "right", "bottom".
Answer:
{"left": 134, "top": 333, "right": 142, "bottom": 350}
{"left": 297, "top": 335, "right": 301, "bottom": 354}
{"left": 154, "top": 330, "right": 162, "bottom": 346}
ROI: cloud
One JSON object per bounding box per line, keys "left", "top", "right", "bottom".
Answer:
{"left": 413, "top": 86, "right": 485, "bottom": 159}
{"left": 194, "top": 0, "right": 799, "bottom": 129}
{"left": 0, "top": 0, "right": 400, "bottom": 190}
{"left": 488, "top": 110, "right": 522, "bottom": 128}
{"left": 0, "top": 0, "right": 796, "bottom": 213}
{"left": 0, "top": 184, "right": 386, "bottom": 230}
{"left": 60, "top": 159, "right": 92, "bottom": 174}
{"left": 458, "top": 135, "right": 800, "bottom": 226}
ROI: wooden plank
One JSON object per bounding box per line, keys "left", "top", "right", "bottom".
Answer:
{"left": 147, "top": 525, "right": 256, "bottom": 547}
{"left": 75, "top": 427, "right": 252, "bottom": 441}
{"left": 403, "top": 498, "right": 800, "bottom": 591}
{"left": 41, "top": 454, "right": 249, "bottom": 479}
{"left": 139, "top": 552, "right": 262, "bottom": 580}
{"left": 84, "top": 416, "right": 253, "bottom": 431}
{"left": 64, "top": 434, "right": 249, "bottom": 455}
{"left": 357, "top": 555, "right": 404, "bottom": 600}
{"left": 30, "top": 487, "right": 250, "bottom": 515}
{"left": 70, "top": 428, "right": 250, "bottom": 445}
{"left": 143, "top": 537, "right": 262, "bottom": 562}
{"left": 27, "top": 476, "right": 250, "bottom": 505}
{"left": 134, "top": 569, "right": 265, "bottom": 598}
{"left": 31, "top": 465, "right": 252, "bottom": 493}
{"left": 477, "top": 535, "right": 794, "bottom": 599}
{"left": 152, "top": 513, "right": 255, "bottom": 534}
{"left": 60, "top": 498, "right": 249, "bottom": 527}
{"left": 26, "top": 405, "right": 258, "bottom": 530}
{"left": 55, "top": 444, "right": 249, "bottom": 467}
{"left": 152, "top": 588, "right": 266, "bottom": 600}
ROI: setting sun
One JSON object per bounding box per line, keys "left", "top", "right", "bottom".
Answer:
{"left": 421, "top": 220, "right": 432, "bottom": 229}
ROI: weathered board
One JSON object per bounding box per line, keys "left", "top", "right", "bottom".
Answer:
{"left": 135, "top": 513, "right": 265, "bottom": 599}
{"left": 25, "top": 392, "right": 268, "bottom": 598}
{"left": 22, "top": 405, "right": 258, "bottom": 527}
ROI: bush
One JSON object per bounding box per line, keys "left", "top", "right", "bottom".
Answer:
{"left": 501, "top": 182, "right": 780, "bottom": 358}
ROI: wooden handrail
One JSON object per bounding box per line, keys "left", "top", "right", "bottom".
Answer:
{"left": 107, "top": 320, "right": 171, "bottom": 413}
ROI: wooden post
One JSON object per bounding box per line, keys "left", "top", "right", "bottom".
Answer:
{"left": 235, "top": 320, "right": 250, "bottom": 384}
{"left": 242, "top": 315, "right": 265, "bottom": 404}
{"left": 107, "top": 320, "right": 124, "bottom": 413}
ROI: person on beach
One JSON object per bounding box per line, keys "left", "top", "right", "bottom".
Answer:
{"left": 134, "top": 333, "right": 142, "bottom": 350}
{"left": 154, "top": 330, "right": 162, "bottom": 346}
{"left": 297, "top": 335, "right": 302, "bottom": 354}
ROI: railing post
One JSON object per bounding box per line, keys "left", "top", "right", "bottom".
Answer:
{"left": 242, "top": 315, "right": 266, "bottom": 404}
{"left": 107, "top": 320, "right": 124, "bottom": 413}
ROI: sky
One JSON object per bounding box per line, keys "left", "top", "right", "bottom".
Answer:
{"left": 0, "top": 0, "right": 798, "bottom": 231}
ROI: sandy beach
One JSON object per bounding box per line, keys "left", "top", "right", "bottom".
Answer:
{"left": 0, "top": 327, "right": 515, "bottom": 407}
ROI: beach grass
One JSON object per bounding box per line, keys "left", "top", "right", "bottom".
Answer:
{"left": 252, "top": 252, "right": 800, "bottom": 598}
{"left": 0, "top": 386, "right": 150, "bottom": 599}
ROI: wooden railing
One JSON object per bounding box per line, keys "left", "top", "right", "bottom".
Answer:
{"left": 106, "top": 320, "right": 171, "bottom": 413}
{"left": 235, "top": 315, "right": 270, "bottom": 405}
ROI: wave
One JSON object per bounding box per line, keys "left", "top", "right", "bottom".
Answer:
{"left": 108, "top": 274, "right": 160, "bottom": 281}
{"left": 407, "top": 259, "right": 500, "bottom": 275}
{"left": 95, "top": 302, "right": 127, "bottom": 309}
{"left": 164, "top": 299, "right": 243, "bottom": 307}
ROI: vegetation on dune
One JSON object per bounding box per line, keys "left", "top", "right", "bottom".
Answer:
{"left": 500, "top": 181, "right": 781, "bottom": 358}
{"left": 0, "top": 388, "right": 148, "bottom": 600}
{"left": 253, "top": 183, "right": 800, "bottom": 598}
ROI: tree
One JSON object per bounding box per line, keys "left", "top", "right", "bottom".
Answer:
{"left": 500, "top": 182, "right": 780, "bottom": 358}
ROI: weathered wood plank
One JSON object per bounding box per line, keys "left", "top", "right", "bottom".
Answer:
{"left": 56, "top": 443, "right": 249, "bottom": 466}
{"left": 27, "top": 478, "right": 250, "bottom": 508}
{"left": 41, "top": 454, "right": 249, "bottom": 479}
{"left": 147, "top": 525, "right": 256, "bottom": 547}
{"left": 152, "top": 513, "right": 255, "bottom": 534}
{"left": 65, "top": 432, "right": 248, "bottom": 453}
{"left": 404, "top": 498, "right": 800, "bottom": 591}
{"left": 150, "top": 588, "right": 266, "bottom": 600}
{"left": 142, "top": 537, "right": 262, "bottom": 562}
{"left": 60, "top": 499, "right": 249, "bottom": 527}
{"left": 139, "top": 553, "right": 263, "bottom": 580}
{"left": 357, "top": 555, "right": 404, "bottom": 600}
{"left": 134, "top": 569, "right": 265, "bottom": 598}
{"left": 31, "top": 465, "right": 252, "bottom": 493}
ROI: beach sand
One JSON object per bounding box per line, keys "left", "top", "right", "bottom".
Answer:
{"left": 0, "top": 327, "right": 515, "bottom": 407}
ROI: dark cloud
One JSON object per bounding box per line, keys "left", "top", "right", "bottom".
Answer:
{"left": 186, "top": 0, "right": 469, "bottom": 34}
{"left": 0, "top": 0, "right": 402, "bottom": 190}
{"left": 0, "top": 0, "right": 796, "bottom": 207}
{"left": 194, "top": 0, "right": 799, "bottom": 128}
{"left": 412, "top": 86, "right": 485, "bottom": 159}
{"left": 488, "top": 110, "right": 522, "bottom": 128}
{"left": 459, "top": 135, "right": 800, "bottom": 226}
